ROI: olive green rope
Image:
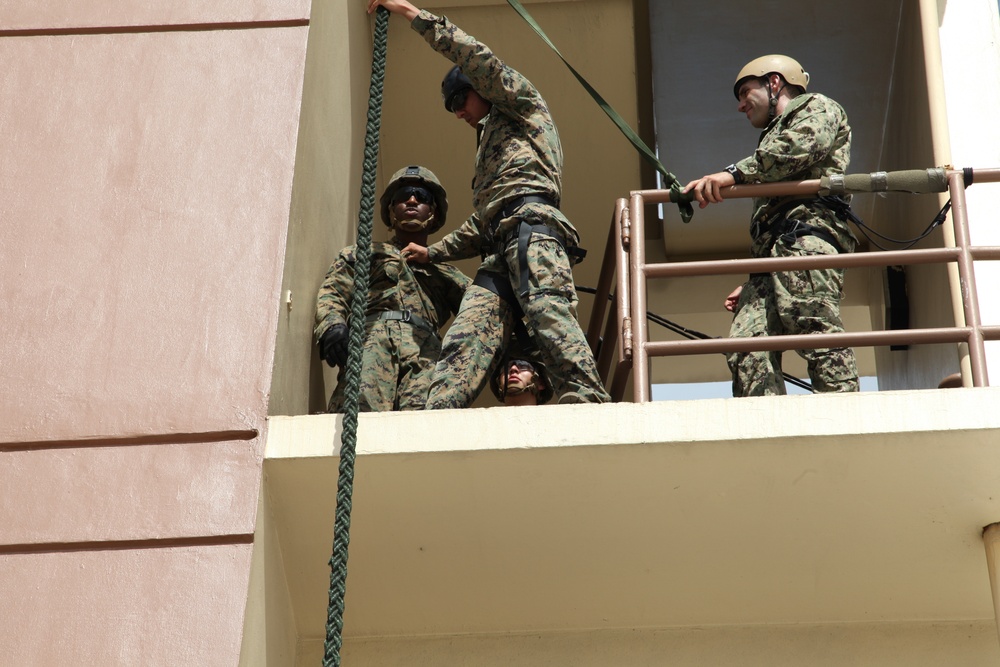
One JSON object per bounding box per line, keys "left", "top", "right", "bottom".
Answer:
{"left": 323, "top": 7, "right": 389, "bottom": 666}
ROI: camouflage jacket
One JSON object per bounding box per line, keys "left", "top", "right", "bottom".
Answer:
{"left": 412, "top": 11, "right": 579, "bottom": 262}
{"left": 314, "top": 239, "right": 470, "bottom": 340}
{"left": 734, "top": 92, "right": 857, "bottom": 254}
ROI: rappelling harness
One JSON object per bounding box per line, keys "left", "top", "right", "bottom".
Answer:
{"left": 749, "top": 194, "right": 856, "bottom": 256}
{"left": 479, "top": 193, "right": 587, "bottom": 300}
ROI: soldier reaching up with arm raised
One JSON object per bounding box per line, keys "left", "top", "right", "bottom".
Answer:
{"left": 368, "top": 0, "right": 611, "bottom": 408}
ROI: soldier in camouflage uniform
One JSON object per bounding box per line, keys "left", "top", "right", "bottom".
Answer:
{"left": 315, "top": 165, "right": 469, "bottom": 412}
{"left": 368, "top": 0, "right": 611, "bottom": 408}
{"left": 684, "top": 55, "right": 860, "bottom": 396}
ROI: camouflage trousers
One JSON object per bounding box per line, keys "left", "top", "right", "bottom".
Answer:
{"left": 327, "top": 321, "right": 441, "bottom": 412}
{"left": 728, "top": 233, "right": 859, "bottom": 396}
{"left": 425, "top": 231, "right": 611, "bottom": 408}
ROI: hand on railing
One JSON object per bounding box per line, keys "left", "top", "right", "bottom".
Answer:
{"left": 682, "top": 171, "right": 737, "bottom": 208}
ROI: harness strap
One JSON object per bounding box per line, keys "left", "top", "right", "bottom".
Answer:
{"left": 514, "top": 221, "right": 586, "bottom": 297}
{"left": 750, "top": 197, "right": 816, "bottom": 239}
{"left": 492, "top": 194, "right": 559, "bottom": 227}
{"left": 473, "top": 270, "right": 532, "bottom": 344}
{"left": 365, "top": 310, "right": 437, "bottom": 336}
{"left": 751, "top": 195, "right": 854, "bottom": 254}
{"left": 473, "top": 270, "right": 523, "bottom": 318}
{"left": 485, "top": 194, "right": 559, "bottom": 252}
{"left": 778, "top": 221, "right": 845, "bottom": 254}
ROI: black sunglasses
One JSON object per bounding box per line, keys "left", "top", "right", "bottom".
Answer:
{"left": 391, "top": 186, "right": 434, "bottom": 206}
{"left": 446, "top": 88, "right": 469, "bottom": 114}
{"left": 508, "top": 359, "right": 535, "bottom": 373}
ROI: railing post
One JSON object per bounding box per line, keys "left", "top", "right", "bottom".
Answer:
{"left": 948, "top": 170, "right": 989, "bottom": 386}
{"left": 629, "top": 193, "right": 650, "bottom": 402}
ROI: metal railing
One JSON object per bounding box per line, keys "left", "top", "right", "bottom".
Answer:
{"left": 586, "top": 167, "right": 1000, "bottom": 402}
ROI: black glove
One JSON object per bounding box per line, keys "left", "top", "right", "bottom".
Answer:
{"left": 319, "top": 323, "right": 349, "bottom": 368}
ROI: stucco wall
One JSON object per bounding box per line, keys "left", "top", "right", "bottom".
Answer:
{"left": 0, "top": 3, "right": 309, "bottom": 663}
{"left": 267, "top": 0, "right": 375, "bottom": 416}
{"left": 240, "top": 476, "right": 298, "bottom": 667}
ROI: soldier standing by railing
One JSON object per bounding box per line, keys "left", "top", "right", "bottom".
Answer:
{"left": 684, "top": 55, "right": 860, "bottom": 397}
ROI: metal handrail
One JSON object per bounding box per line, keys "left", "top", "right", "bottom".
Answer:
{"left": 587, "top": 167, "right": 1000, "bottom": 402}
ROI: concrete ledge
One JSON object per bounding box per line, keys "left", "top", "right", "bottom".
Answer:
{"left": 261, "top": 389, "right": 1000, "bottom": 640}
{"left": 266, "top": 387, "right": 1000, "bottom": 458}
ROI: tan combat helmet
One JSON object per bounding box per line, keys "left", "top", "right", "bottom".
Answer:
{"left": 733, "top": 54, "right": 810, "bottom": 99}
{"left": 379, "top": 165, "right": 449, "bottom": 234}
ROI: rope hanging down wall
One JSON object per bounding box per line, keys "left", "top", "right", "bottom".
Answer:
{"left": 323, "top": 7, "right": 390, "bottom": 667}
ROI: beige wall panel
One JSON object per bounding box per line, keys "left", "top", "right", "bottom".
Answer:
{"left": 0, "top": 0, "right": 310, "bottom": 30}
{"left": 0, "top": 27, "right": 307, "bottom": 442}
{"left": 240, "top": 476, "right": 298, "bottom": 667}
{"left": 331, "top": 622, "right": 999, "bottom": 666}
{"left": 268, "top": 0, "right": 373, "bottom": 415}
{"left": 874, "top": 1, "right": 960, "bottom": 390}
{"left": 0, "top": 544, "right": 253, "bottom": 666}
{"left": 0, "top": 439, "right": 262, "bottom": 545}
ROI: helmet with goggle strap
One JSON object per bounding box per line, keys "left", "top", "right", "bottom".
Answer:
{"left": 379, "top": 165, "right": 449, "bottom": 234}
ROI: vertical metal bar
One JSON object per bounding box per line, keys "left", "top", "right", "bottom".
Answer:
{"left": 919, "top": 0, "right": 973, "bottom": 384}
{"left": 616, "top": 201, "right": 631, "bottom": 365}
{"left": 948, "top": 171, "right": 989, "bottom": 386}
{"left": 629, "top": 193, "right": 651, "bottom": 402}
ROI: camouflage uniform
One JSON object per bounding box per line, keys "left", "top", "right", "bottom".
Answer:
{"left": 411, "top": 10, "right": 610, "bottom": 408}
{"left": 315, "top": 237, "right": 469, "bottom": 412}
{"left": 728, "top": 92, "right": 860, "bottom": 396}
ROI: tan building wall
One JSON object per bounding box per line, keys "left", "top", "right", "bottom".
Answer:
{"left": 0, "top": 2, "right": 310, "bottom": 663}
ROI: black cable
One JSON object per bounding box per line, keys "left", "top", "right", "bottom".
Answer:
{"left": 577, "top": 285, "right": 814, "bottom": 393}
{"left": 849, "top": 200, "right": 951, "bottom": 251}
{"left": 819, "top": 194, "right": 952, "bottom": 252}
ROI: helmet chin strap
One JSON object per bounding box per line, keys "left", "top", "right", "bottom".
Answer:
{"left": 766, "top": 76, "right": 786, "bottom": 122}
{"left": 502, "top": 374, "right": 540, "bottom": 398}
{"left": 391, "top": 211, "right": 435, "bottom": 233}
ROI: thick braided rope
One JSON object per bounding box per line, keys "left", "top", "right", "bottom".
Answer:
{"left": 323, "top": 7, "right": 389, "bottom": 666}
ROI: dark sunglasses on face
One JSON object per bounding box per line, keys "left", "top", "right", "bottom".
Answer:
{"left": 391, "top": 186, "right": 434, "bottom": 206}
{"left": 508, "top": 359, "right": 535, "bottom": 373}
{"left": 447, "top": 89, "right": 469, "bottom": 114}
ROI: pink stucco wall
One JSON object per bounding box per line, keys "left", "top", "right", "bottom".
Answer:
{"left": 0, "top": 5, "right": 309, "bottom": 663}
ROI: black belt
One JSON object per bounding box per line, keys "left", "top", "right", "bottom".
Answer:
{"left": 365, "top": 310, "right": 437, "bottom": 336}
{"left": 490, "top": 194, "right": 559, "bottom": 232}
